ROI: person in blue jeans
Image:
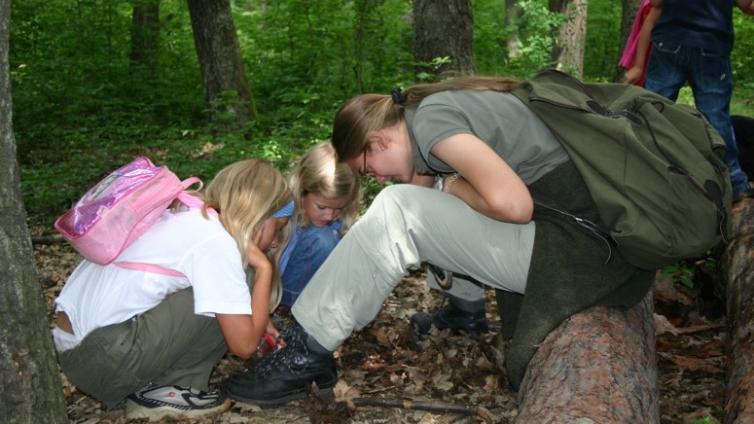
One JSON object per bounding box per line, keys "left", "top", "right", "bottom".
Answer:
{"left": 277, "top": 142, "right": 361, "bottom": 308}
{"left": 644, "top": 0, "right": 754, "bottom": 202}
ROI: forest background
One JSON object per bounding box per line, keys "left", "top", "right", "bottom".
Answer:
{"left": 4, "top": 1, "right": 754, "bottom": 422}
{"left": 11, "top": 0, "right": 754, "bottom": 227}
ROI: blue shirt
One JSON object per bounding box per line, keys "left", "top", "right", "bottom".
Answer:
{"left": 652, "top": 0, "right": 735, "bottom": 53}
{"left": 279, "top": 219, "right": 342, "bottom": 275}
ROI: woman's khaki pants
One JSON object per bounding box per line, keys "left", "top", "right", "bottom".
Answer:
{"left": 292, "top": 184, "right": 535, "bottom": 351}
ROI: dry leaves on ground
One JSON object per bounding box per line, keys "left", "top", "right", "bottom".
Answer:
{"left": 34, "top": 241, "right": 727, "bottom": 423}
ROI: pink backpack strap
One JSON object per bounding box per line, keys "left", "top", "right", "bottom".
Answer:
{"left": 112, "top": 177, "right": 214, "bottom": 277}
{"left": 181, "top": 176, "right": 202, "bottom": 191}
{"left": 176, "top": 178, "right": 218, "bottom": 217}
{"left": 114, "top": 261, "right": 187, "bottom": 277}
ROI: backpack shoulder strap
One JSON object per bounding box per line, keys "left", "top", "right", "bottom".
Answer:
{"left": 114, "top": 261, "right": 186, "bottom": 278}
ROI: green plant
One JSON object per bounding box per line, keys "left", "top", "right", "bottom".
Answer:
{"left": 661, "top": 262, "right": 695, "bottom": 289}
{"left": 692, "top": 415, "right": 720, "bottom": 424}
{"left": 10, "top": 0, "right": 754, "bottom": 231}
{"left": 503, "top": 0, "right": 564, "bottom": 77}
{"left": 415, "top": 56, "right": 453, "bottom": 82}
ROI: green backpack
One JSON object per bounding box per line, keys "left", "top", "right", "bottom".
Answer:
{"left": 511, "top": 70, "right": 732, "bottom": 270}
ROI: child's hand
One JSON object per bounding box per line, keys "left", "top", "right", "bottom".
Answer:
{"left": 266, "top": 321, "right": 286, "bottom": 348}
{"left": 623, "top": 67, "right": 643, "bottom": 85}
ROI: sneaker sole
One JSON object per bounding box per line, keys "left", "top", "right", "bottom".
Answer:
{"left": 125, "top": 398, "right": 231, "bottom": 421}
{"left": 227, "top": 385, "right": 334, "bottom": 408}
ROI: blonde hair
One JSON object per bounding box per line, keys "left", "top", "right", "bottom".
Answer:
{"left": 198, "top": 158, "right": 292, "bottom": 310}
{"left": 289, "top": 142, "right": 361, "bottom": 233}
{"left": 331, "top": 75, "right": 522, "bottom": 161}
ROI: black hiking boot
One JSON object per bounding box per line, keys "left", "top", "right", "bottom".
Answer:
{"left": 431, "top": 296, "right": 489, "bottom": 337}
{"left": 411, "top": 295, "right": 489, "bottom": 339}
{"left": 223, "top": 323, "right": 337, "bottom": 407}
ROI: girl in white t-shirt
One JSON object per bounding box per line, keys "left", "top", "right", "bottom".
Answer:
{"left": 53, "top": 158, "right": 293, "bottom": 421}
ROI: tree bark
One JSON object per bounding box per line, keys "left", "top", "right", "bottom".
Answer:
{"left": 723, "top": 200, "right": 754, "bottom": 424}
{"left": 549, "top": 0, "right": 587, "bottom": 78}
{"left": 412, "top": 0, "right": 474, "bottom": 80}
{"left": 515, "top": 294, "right": 659, "bottom": 423}
{"left": 186, "top": 0, "right": 255, "bottom": 126}
{"left": 0, "top": 0, "right": 69, "bottom": 421}
{"left": 130, "top": 0, "right": 160, "bottom": 74}
{"left": 505, "top": 0, "right": 523, "bottom": 59}
{"left": 613, "top": 0, "right": 643, "bottom": 81}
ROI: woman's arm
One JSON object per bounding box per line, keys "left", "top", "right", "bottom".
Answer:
{"left": 215, "top": 243, "right": 272, "bottom": 359}
{"left": 430, "top": 133, "right": 533, "bottom": 223}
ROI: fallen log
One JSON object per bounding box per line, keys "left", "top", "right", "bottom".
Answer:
{"left": 723, "top": 199, "right": 754, "bottom": 424}
{"left": 514, "top": 293, "right": 659, "bottom": 423}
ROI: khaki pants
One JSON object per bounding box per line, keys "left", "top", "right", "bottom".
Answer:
{"left": 292, "top": 184, "right": 535, "bottom": 351}
{"left": 57, "top": 288, "right": 227, "bottom": 408}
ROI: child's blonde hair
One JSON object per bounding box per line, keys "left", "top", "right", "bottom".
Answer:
{"left": 200, "top": 158, "right": 292, "bottom": 310}
{"left": 289, "top": 142, "right": 361, "bottom": 233}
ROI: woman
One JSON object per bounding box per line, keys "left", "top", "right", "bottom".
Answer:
{"left": 224, "top": 76, "right": 653, "bottom": 406}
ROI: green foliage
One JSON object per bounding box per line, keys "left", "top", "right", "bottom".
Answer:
{"left": 503, "top": 0, "right": 564, "bottom": 77}
{"left": 661, "top": 257, "right": 718, "bottom": 290}
{"left": 692, "top": 416, "right": 721, "bottom": 424}
{"left": 583, "top": 0, "right": 621, "bottom": 80}
{"left": 661, "top": 263, "right": 695, "bottom": 289}
{"left": 415, "top": 56, "right": 453, "bottom": 82}
{"left": 733, "top": 9, "right": 754, "bottom": 84}
{"left": 9, "top": 0, "right": 754, "bottom": 228}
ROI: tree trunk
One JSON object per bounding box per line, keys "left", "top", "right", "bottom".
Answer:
{"left": 130, "top": 0, "right": 160, "bottom": 74}
{"left": 186, "top": 0, "right": 255, "bottom": 127}
{"left": 613, "top": 0, "right": 642, "bottom": 82}
{"left": 505, "top": 0, "right": 523, "bottom": 59}
{"left": 549, "top": 0, "right": 587, "bottom": 78}
{"left": 353, "top": 0, "right": 374, "bottom": 94}
{"left": 723, "top": 200, "right": 754, "bottom": 424}
{"left": 515, "top": 294, "right": 659, "bottom": 423}
{"left": 0, "top": 0, "right": 69, "bottom": 421}
{"left": 412, "top": 0, "right": 474, "bottom": 80}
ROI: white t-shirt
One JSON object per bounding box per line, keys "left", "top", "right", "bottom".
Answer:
{"left": 53, "top": 208, "right": 251, "bottom": 351}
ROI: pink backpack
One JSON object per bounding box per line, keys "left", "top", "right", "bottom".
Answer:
{"left": 55, "top": 157, "right": 205, "bottom": 274}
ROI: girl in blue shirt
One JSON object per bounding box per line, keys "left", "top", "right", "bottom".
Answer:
{"left": 278, "top": 142, "right": 361, "bottom": 308}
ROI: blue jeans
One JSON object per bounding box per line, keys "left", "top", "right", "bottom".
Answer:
{"left": 280, "top": 225, "right": 340, "bottom": 306}
{"left": 644, "top": 40, "right": 750, "bottom": 195}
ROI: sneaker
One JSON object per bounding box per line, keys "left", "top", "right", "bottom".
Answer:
{"left": 431, "top": 297, "right": 489, "bottom": 336}
{"left": 223, "top": 324, "right": 337, "bottom": 407}
{"left": 125, "top": 383, "right": 230, "bottom": 421}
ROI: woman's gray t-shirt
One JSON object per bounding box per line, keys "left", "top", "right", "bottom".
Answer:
{"left": 405, "top": 90, "right": 569, "bottom": 185}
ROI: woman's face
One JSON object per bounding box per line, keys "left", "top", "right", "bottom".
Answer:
{"left": 253, "top": 217, "right": 289, "bottom": 252}
{"left": 346, "top": 121, "right": 414, "bottom": 184}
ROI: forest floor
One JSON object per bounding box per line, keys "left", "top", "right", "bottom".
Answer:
{"left": 34, "top": 240, "right": 727, "bottom": 424}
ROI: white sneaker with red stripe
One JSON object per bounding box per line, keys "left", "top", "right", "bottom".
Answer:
{"left": 125, "top": 383, "right": 231, "bottom": 421}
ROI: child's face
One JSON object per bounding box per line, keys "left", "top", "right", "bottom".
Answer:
{"left": 302, "top": 193, "right": 349, "bottom": 227}
{"left": 253, "top": 217, "right": 289, "bottom": 252}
